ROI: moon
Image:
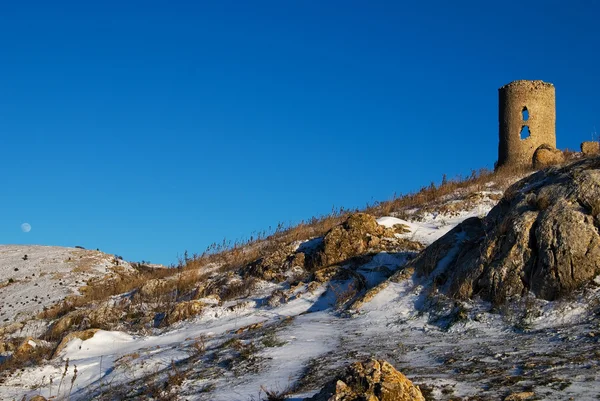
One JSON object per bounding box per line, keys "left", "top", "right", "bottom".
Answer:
{"left": 21, "top": 223, "right": 31, "bottom": 233}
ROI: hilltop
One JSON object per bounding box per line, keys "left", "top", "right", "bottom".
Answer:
{"left": 1, "top": 156, "right": 600, "bottom": 400}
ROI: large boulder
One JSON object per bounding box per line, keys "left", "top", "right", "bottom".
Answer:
{"left": 533, "top": 144, "right": 565, "bottom": 169}
{"left": 306, "top": 359, "right": 425, "bottom": 401}
{"left": 47, "top": 310, "right": 87, "bottom": 340}
{"left": 320, "top": 214, "right": 397, "bottom": 267}
{"left": 411, "top": 157, "right": 600, "bottom": 304}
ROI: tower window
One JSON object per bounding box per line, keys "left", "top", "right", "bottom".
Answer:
{"left": 522, "top": 106, "right": 529, "bottom": 121}
{"left": 520, "top": 125, "right": 531, "bottom": 140}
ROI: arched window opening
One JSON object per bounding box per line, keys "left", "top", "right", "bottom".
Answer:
{"left": 522, "top": 106, "right": 529, "bottom": 121}
{"left": 520, "top": 125, "right": 531, "bottom": 140}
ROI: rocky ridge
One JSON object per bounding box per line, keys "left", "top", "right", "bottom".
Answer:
{"left": 409, "top": 156, "right": 600, "bottom": 304}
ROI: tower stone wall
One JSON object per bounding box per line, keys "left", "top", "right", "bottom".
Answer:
{"left": 498, "top": 80, "right": 556, "bottom": 168}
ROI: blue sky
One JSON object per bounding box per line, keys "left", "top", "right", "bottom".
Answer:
{"left": 1, "top": 1, "right": 599, "bottom": 265}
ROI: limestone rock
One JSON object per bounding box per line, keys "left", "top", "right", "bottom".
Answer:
{"left": 314, "top": 266, "right": 343, "bottom": 283}
{"left": 15, "top": 337, "right": 43, "bottom": 357}
{"left": 140, "top": 278, "right": 169, "bottom": 297}
{"left": 320, "top": 213, "right": 395, "bottom": 267}
{"left": 167, "top": 300, "right": 205, "bottom": 325}
{"left": 266, "top": 289, "right": 288, "bottom": 307}
{"left": 48, "top": 310, "right": 87, "bottom": 339}
{"left": 307, "top": 359, "right": 425, "bottom": 401}
{"left": 53, "top": 329, "right": 99, "bottom": 357}
{"left": 291, "top": 252, "right": 306, "bottom": 268}
{"left": 412, "top": 156, "right": 600, "bottom": 303}
{"left": 249, "top": 243, "right": 299, "bottom": 282}
{"left": 581, "top": 141, "right": 600, "bottom": 156}
{"left": 533, "top": 144, "right": 564, "bottom": 168}
{"left": 89, "top": 305, "right": 123, "bottom": 329}
{"left": 0, "top": 340, "right": 14, "bottom": 353}
{"left": 504, "top": 392, "right": 535, "bottom": 401}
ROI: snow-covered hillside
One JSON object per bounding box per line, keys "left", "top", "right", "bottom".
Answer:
{"left": 0, "top": 246, "right": 133, "bottom": 334}
{"left": 2, "top": 162, "right": 600, "bottom": 401}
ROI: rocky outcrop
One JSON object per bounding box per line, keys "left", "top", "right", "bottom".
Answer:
{"left": 533, "top": 144, "right": 564, "bottom": 169}
{"left": 319, "top": 214, "right": 420, "bottom": 268}
{"left": 307, "top": 359, "right": 425, "bottom": 401}
{"left": 581, "top": 141, "right": 600, "bottom": 156}
{"left": 249, "top": 243, "right": 302, "bottom": 282}
{"left": 53, "top": 328, "right": 99, "bottom": 357}
{"left": 411, "top": 157, "right": 600, "bottom": 304}
{"left": 139, "top": 278, "right": 169, "bottom": 297}
{"left": 321, "top": 214, "right": 393, "bottom": 266}
{"left": 48, "top": 310, "right": 87, "bottom": 340}
{"left": 15, "top": 337, "right": 44, "bottom": 358}
{"left": 167, "top": 300, "right": 205, "bottom": 325}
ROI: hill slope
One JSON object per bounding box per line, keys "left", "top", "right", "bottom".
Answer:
{"left": 2, "top": 157, "right": 600, "bottom": 401}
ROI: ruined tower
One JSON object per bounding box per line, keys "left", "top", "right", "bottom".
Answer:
{"left": 497, "top": 80, "right": 556, "bottom": 168}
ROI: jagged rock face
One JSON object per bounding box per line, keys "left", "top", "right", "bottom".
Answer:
{"left": 307, "top": 359, "right": 425, "bottom": 401}
{"left": 412, "top": 157, "right": 600, "bottom": 303}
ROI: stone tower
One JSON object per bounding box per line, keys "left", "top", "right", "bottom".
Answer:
{"left": 497, "top": 80, "right": 556, "bottom": 168}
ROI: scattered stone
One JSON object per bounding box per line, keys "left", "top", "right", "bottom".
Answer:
{"left": 533, "top": 144, "right": 565, "bottom": 168}
{"left": 314, "top": 266, "right": 343, "bottom": 283}
{"left": 291, "top": 252, "right": 306, "bottom": 269}
{"left": 234, "top": 321, "right": 264, "bottom": 334}
{"left": 249, "top": 243, "right": 298, "bottom": 281}
{"left": 307, "top": 359, "right": 425, "bottom": 401}
{"left": 266, "top": 289, "right": 288, "bottom": 307}
{"left": 581, "top": 141, "right": 600, "bottom": 155}
{"left": 504, "top": 392, "right": 535, "bottom": 401}
{"left": 349, "top": 281, "right": 389, "bottom": 310}
{"left": 167, "top": 300, "right": 206, "bottom": 325}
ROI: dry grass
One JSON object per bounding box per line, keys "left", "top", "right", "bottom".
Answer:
{"left": 0, "top": 339, "right": 54, "bottom": 373}
{"left": 39, "top": 265, "right": 178, "bottom": 321}
{"left": 180, "top": 164, "right": 532, "bottom": 276}
{"left": 34, "top": 161, "right": 540, "bottom": 340}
